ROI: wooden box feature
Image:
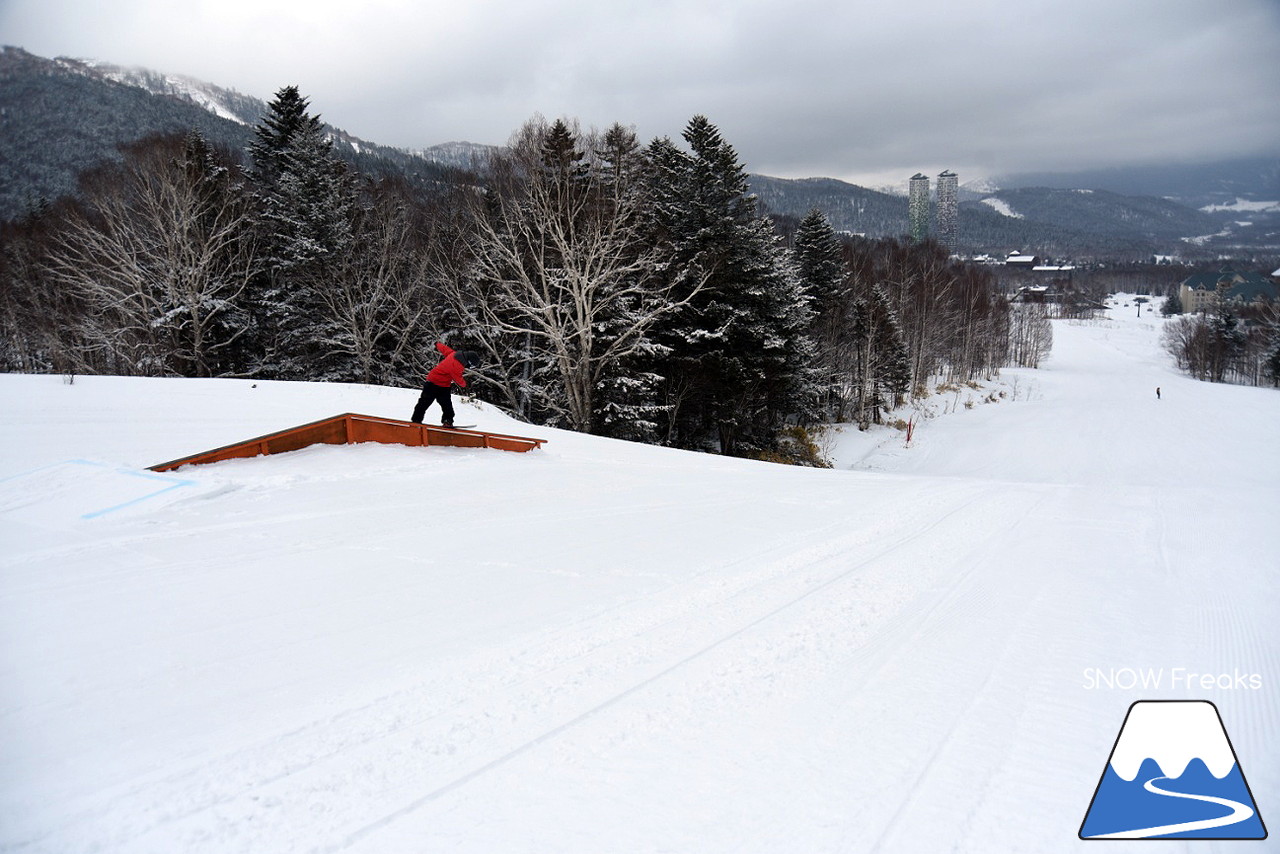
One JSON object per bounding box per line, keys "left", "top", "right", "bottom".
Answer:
{"left": 149, "top": 413, "right": 545, "bottom": 472}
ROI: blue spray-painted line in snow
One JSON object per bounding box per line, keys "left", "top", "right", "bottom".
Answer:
{"left": 0, "top": 458, "right": 197, "bottom": 519}
{"left": 80, "top": 467, "right": 197, "bottom": 519}
{"left": 0, "top": 458, "right": 98, "bottom": 485}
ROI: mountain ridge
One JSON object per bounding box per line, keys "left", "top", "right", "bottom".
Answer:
{"left": 3, "top": 46, "right": 1277, "bottom": 260}
{"left": 0, "top": 46, "right": 456, "bottom": 218}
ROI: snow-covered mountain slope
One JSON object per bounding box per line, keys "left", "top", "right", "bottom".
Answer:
{"left": 417, "top": 140, "right": 502, "bottom": 170}
{"left": 1, "top": 298, "right": 1276, "bottom": 853}
{"left": 981, "top": 196, "right": 1024, "bottom": 218}
{"left": 85, "top": 60, "right": 262, "bottom": 126}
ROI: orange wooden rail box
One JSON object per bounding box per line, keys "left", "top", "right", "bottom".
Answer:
{"left": 149, "top": 413, "right": 546, "bottom": 472}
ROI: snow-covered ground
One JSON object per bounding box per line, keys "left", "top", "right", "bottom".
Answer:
{"left": 980, "top": 196, "right": 1023, "bottom": 218}
{"left": 2, "top": 297, "right": 1276, "bottom": 853}
{"left": 1199, "top": 198, "right": 1280, "bottom": 214}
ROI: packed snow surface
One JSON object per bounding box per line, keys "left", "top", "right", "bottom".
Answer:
{"left": 2, "top": 298, "right": 1277, "bottom": 853}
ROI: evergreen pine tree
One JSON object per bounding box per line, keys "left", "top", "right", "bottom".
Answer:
{"left": 1264, "top": 326, "right": 1280, "bottom": 388}
{"left": 870, "top": 285, "right": 911, "bottom": 411}
{"left": 1208, "top": 308, "right": 1247, "bottom": 383}
{"left": 792, "top": 209, "right": 848, "bottom": 418}
{"left": 540, "top": 118, "right": 590, "bottom": 185}
{"left": 248, "top": 86, "right": 315, "bottom": 185}
{"left": 259, "top": 119, "right": 354, "bottom": 275}
{"left": 849, "top": 284, "right": 910, "bottom": 428}
{"left": 593, "top": 123, "right": 671, "bottom": 443}
{"left": 646, "top": 116, "right": 817, "bottom": 455}
{"left": 597, "top": 123, "right": 641, "bottom": 196}
{"left": 246, "top": 87, "right": 356, "bottom": 379}
{"left": 793, "top": 209, "right": 845, "bottom": 308}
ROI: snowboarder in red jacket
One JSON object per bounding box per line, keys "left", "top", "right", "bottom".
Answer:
{"left": 411, "top": 342, "right": 478, "bottom": 426}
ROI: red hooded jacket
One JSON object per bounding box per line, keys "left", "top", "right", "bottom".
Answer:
{"left": 426, "top": 342, "right": 467, "bottom": 388}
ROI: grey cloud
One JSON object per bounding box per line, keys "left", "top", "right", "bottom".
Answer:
{"left": 2, "top": 0, "right": 1276, "bottom": 184}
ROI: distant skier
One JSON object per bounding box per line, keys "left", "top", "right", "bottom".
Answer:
{"left": 411, "top": 342, "right": 478, "bottom": 427}
{"left": 1156, "top": 387, "right": 1161, "bottom": 400}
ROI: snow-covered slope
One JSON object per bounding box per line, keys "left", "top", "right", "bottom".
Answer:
{"left": 980, "top": 196, "right": 1024, "bottom": 218}
{"left": 84, "top": 59, "right": 263, "bottom": 126}
{"left": 2, "top": 299, "right": 1276, "bottom": 853}
{"left": 417, "top": 141, "right": 502, "bottom": 170}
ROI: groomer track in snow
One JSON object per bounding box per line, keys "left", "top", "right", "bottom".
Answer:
{"left": 1, "top": 295, "right": 1276, "bottom": 853}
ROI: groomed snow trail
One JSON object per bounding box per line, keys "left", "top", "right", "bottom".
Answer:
{"left": 1, "top": 299, "right": 1276, "bottom": 853}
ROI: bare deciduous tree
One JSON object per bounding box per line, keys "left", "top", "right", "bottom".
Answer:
{"left": 1008, "top": 304, "right": 1053, "bottom": 368}
{"left": 43, "top": 133, "right": 256, "bottom": 377}
{"left": 450, "top": 118, "right": 700, "bottom": 432}
{"left": 318, "top": 186, "right": 436, "bottom": 385}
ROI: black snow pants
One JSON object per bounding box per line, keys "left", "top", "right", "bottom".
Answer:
{"left": 411, "top": 382, "right": 454, "bottom": 426}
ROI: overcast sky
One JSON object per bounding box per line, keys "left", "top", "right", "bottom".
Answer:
{"left": 3, "top": 0, "right": 1278, "bottom": 186}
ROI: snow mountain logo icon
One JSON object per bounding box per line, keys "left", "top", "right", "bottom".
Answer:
{"left": 1080, "top": 701, "right": 1267, "bottom": 840}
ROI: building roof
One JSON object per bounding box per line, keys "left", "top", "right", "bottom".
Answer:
{"left": 1180, "top": 268, "right": 1278, "bottom": 302}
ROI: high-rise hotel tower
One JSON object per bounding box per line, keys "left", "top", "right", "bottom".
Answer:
{"left": 909, "top": 173, "right": 930, "bottom": 243}
{"left": 936, "top": 169, "right": 958, "bottom": 251}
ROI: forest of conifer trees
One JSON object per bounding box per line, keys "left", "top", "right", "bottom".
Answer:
{"left": 0, "top": 87, "right": 1019, "bottom": 458}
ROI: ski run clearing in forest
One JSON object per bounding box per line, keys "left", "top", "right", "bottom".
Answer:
{"left": 1, "top": 295, "right": 1276, "bottom": 853}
